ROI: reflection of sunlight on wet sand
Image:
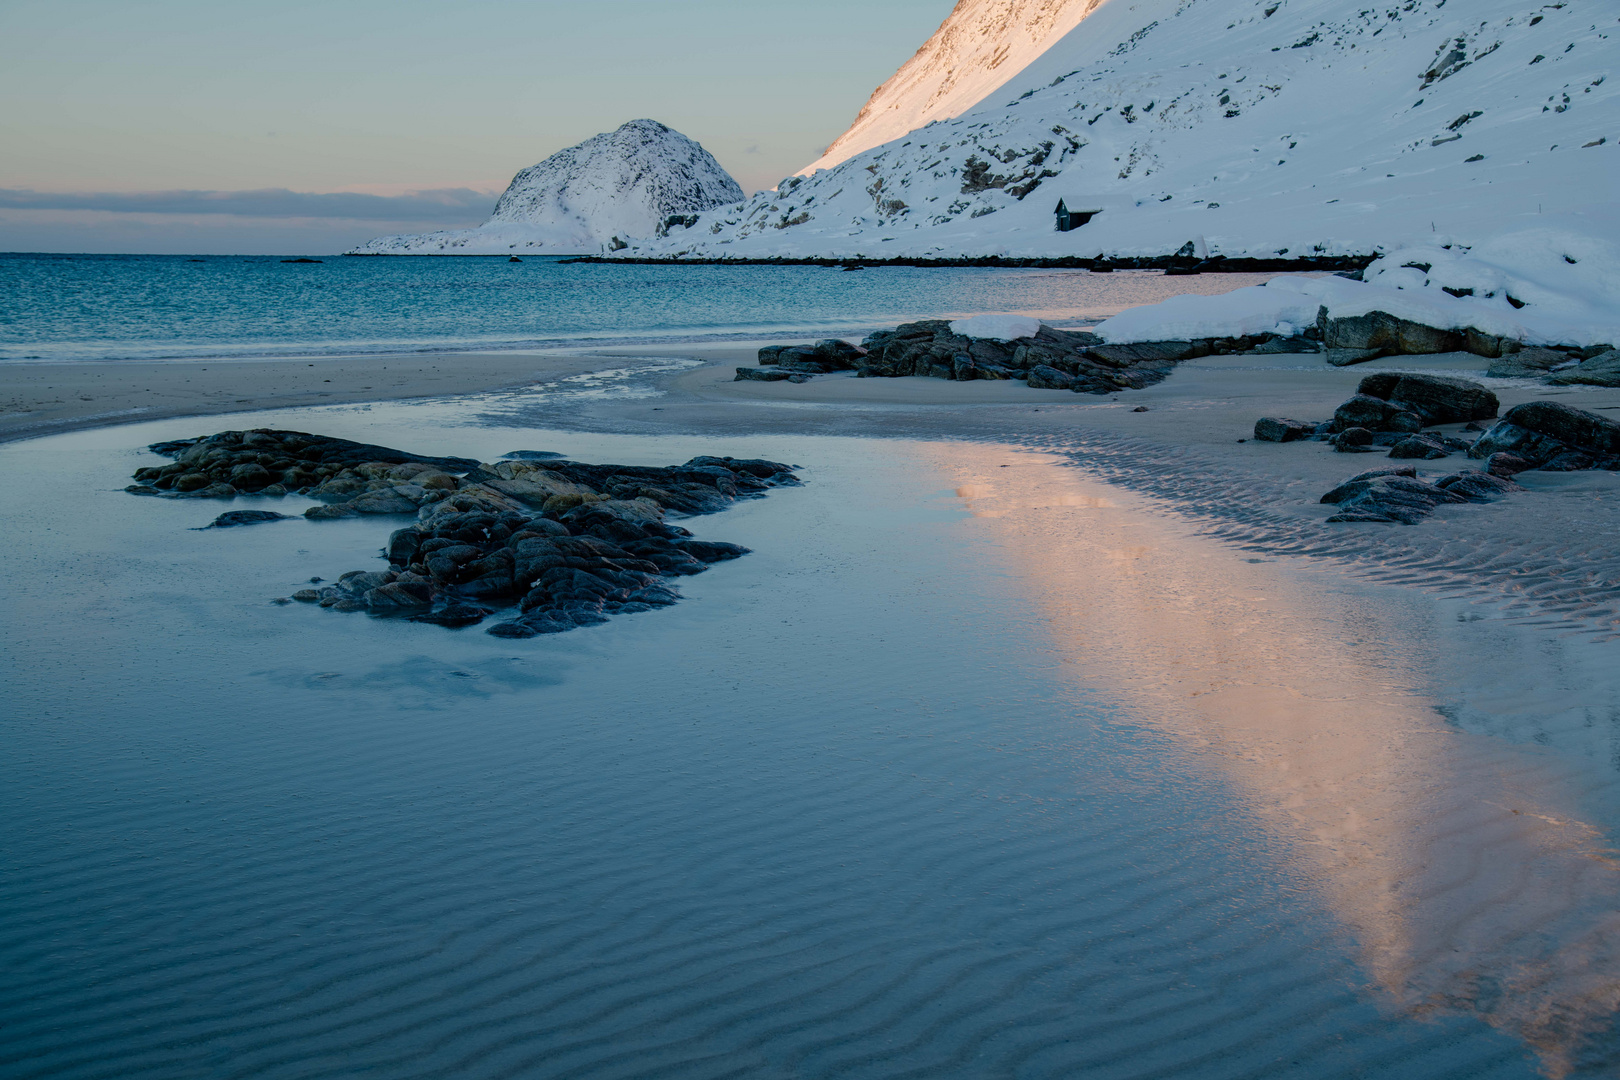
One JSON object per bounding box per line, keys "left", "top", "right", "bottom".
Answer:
{"left": 946, "top": 447, "right": 1620, "bottom": 1078}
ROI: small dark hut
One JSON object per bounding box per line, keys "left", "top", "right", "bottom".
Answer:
{"left": 1054, "top": 200, "right": 1100, "bottom": 232}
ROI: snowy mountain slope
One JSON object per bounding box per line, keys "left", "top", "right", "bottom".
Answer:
{"left": 803, "top": 0, "right": 1107, "bottom": 174}
{"left": 352, "top": 121, "right": 744, "bottom": 255}
{"left": 630, "top": 0, "right": 1616, "bottom": 263}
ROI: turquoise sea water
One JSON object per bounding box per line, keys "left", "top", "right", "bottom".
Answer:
{"left": 0, "top": 253, "right": 1280, "bottom": 363}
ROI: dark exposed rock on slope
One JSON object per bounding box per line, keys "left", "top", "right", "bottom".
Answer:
{"left": 128, "top": 429, "right": 799, "bottom": 636}
{"left": 739, "top": 320, "right": 1320, "bottom": 394}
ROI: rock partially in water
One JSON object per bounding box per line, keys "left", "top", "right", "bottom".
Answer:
{"left": 199, "top": 510, "right": 294, "bottom": 529}
{"left": 152, "top": 431, "right": 802, "bottom": 636}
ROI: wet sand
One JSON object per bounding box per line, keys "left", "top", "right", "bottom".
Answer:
{"left": 0, "top": 352, "right": 617, "bottom": 444}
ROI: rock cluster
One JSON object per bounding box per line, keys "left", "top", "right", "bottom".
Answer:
{"left": 737, "top": 321, "right": 1321, "bottom": 394}
{"left": 1256, "top": 376, "right": 1620, "bottom": 524}
{"left": 1255, "top": 373, "right": 1499, "bottom": 458}
{"left": 1319, "top": 465, "right": 1519, "bottom": 524}
{"left": 129, "top": 430, "right": 800, "bottom": 636}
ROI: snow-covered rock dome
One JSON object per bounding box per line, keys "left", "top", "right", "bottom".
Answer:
{"left": 350, "top": 120, "right": 744, "bottom": 255}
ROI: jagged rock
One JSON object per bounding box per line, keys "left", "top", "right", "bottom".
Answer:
{"left": 1253, "top": 417, "right": 1316, "bottom": 442}
{"left": 1548, "top": 349, "right": 1620, "bottom": 387}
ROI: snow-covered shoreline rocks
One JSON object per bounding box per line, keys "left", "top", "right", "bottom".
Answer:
{"left": 350, "top": 120, "right": 744, "bottom": 255}
{"left": 1092, "top": 238, "right": 1620, "bottom": 356}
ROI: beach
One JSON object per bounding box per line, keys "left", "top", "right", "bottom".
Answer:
{"left": 4, "top": 333, "right": 1620, "bottom": 1078}
{"left": 0, "top": 351, "right": 618, "bottom": 444}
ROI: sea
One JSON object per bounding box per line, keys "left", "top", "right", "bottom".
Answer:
{"left": 0, "top": 252, "right": 1284, "bottom": 364}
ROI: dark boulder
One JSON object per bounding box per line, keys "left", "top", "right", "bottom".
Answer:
{"left": 1356, "top": 372, "right": 1498, "bottom": 426}
{"left": 1333, "top": 427, "right": 1378, "bottom": 452}
{"left": 1470, "top": 401, "right": 1620, "bottom": 466}
{"left": 1388, "top": 435, "right": 1454, "bottom": 460}
{"left": 1253, "top": 417, "right": 1316, "bottom": 442}
{"left": 1485, "top": 452, "right": 1535, "bottom": 477}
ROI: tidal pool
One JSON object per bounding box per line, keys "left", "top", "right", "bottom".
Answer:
{"left": 3, "top": 400, "right": 1616, "bottom": 1078}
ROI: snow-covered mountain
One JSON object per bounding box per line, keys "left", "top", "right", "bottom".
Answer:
{"left": 626, "top": 0, "right": 1616, "bottom": 262}
{"left": 351, "top": 120, "right": 744, "bottom": 255}
{"left": 804, "top": 0, "right": 1105, "bottom": 174}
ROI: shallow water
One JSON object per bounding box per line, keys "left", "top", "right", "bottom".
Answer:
{"left": 0, "top": 253, "right": 1285, "bottom": 363}
{"left": 3, "top": 400, "right": 1618, "bottom": 1078}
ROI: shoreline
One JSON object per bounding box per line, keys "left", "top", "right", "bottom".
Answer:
{"left": 9, "top": 339, "right": 1619, "bottom": 637}
{"left": 561, "top": 253, "right": 1374, "bottom": 272}
{"left": 0, "top": 350, "right": 638, "bottom": 445}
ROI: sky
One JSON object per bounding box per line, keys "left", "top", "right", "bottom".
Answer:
{"left": 0, "top": 0, "right": 955, "bottom": 254}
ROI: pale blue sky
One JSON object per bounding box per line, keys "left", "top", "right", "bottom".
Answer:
{"left": 0, "top": 0, "right": 954, "bottom": 252}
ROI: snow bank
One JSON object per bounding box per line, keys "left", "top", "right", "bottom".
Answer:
{"left": 1094, "top": 231, "right": 1620, "bottom": 349}
{"left": 949, "top": 314, "right": 1045, "bottom": 341}
{"left": 1092, "top": 284, "right": 1322, "bottom": 343}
